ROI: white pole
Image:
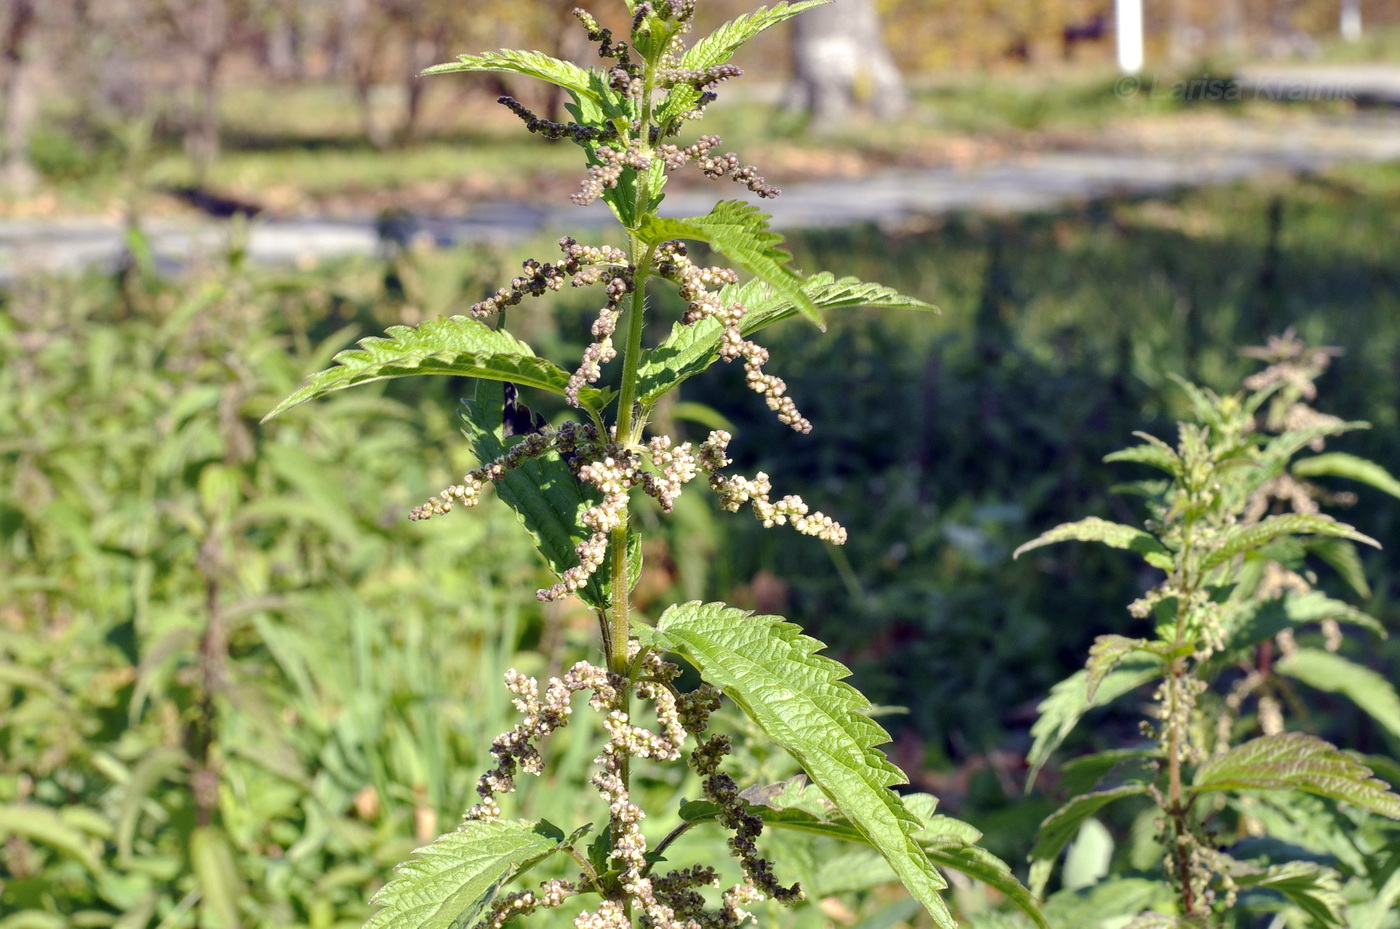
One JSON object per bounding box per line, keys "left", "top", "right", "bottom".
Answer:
{"left": 1116, "top": 0, "right": 1145, "bottom": 74}
{"left": 1340, "top": 0, "right": 1362, "bottom": 42}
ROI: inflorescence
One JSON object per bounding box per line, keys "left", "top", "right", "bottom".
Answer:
{"left": 462, "top": 646, "right": 797, "bottom": 929}
{"left": 412, "top": 425, "right": 843, "bottom": 600}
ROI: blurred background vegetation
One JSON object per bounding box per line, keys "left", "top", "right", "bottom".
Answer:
{"left": 2, "top": 0, "right": 1399, "bottom": 926}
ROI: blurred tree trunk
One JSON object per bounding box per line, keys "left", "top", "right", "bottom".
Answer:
{"left": 168, "top": 0, "right": 230, "bottom": 181}
{"left": 0, "top": 0, "right": 39, "bottom": 196}
{"left": 1215, "top": 0, "right": 1244, "bottom": 56}
{"left": 786, "top": 0, "right": 909, "bottom": 129}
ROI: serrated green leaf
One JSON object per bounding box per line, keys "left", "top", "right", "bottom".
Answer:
{"left": 639, "top": 201, "right": 820, "bottom": 326}
{"left": 1013, "top": 517, "right": 1171, "bottom": 562}
{"left": 1030, "top": 784, "right": 1151, "bottom": 864}
{"left": 191, "top": 826, "right": 243, "bottom": 929}
{"left": 1027, "top": 658, "right": 1163, "bottom": 788}
{"left": 367, "top": 820, "right": 561, "bottom": 929}
{"left": 682, "top": 783, "right": 1047, "bottom": 926}
{"left": 637, "top": 272, "right": 933, "bottom": 404}
{"left": 1232, "top": 860, "right": 1346, "bottom": 926}
{"left": 1104, "top": 432, "right": 1180, "bottom": 475}
{"left": 264, "top": 316, "right": 610, "bottom": 421}
{"left": 655, "top": 2, "right": 827, "bottom": 128}
{"left": 1085, "top": 636, "right": 1153, "bottom": 704}
{"left": 422, "top": 50, "right": 599, "bottom": 103}
{"left": 653, "top": 601, "right": 956, "bottom": 929}
{"left": 460, "top": 383, "right": 634, "bottom": 611}
{"left": 1259, "top": 421, "right": 1369, "bottom": 471}
{"left": 1277, "top": 648, "right": 1400, "bottom": 740}
{"left": 1193, "top": 732, "right": 1400, "bottom": 818}
{"left": 1201, "top": 513, "right": 1379, "bottom": 572}
{"left": 1292, "top": 451, "right": 1400, "bottom": 499}
{"left": 0, "top": 804, "right": 104, "bottom": 876}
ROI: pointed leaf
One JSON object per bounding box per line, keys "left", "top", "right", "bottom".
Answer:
{"left": 656, "top": 2, "right": 828, "bottom": 128}
{"left": 190, "top": 826, "right": 243, "bottom": 929}
{"left": 1104, "top": 432, "right": 1180, "bottom": 476}
{"left": 1277, "top": 648, "right": 1400, "bottom": 740}
{"left": 1086, "top": 636, "right": 1153, "bottom": 704}
{"left": 653, "top": 601, "right": 956, "bottom": 929}
{"left": 366, "top": 820, "right": 562, "bottom": 929}
{"left": 264, "top": 316, "right": 610, "bottom": 421}
{"left": 1193, "top": 732, "right": 1400, "bottom": 818}
{"left": 1030, "top": 785, "right": 1151, "bottom": 864}
{"left": 1292, "top": 451, "right": 1400, "bottom": 499}
{"left": 1200, "top": 514, "right": 1380, "bottom": 571}
{"left": 422, "top": 50, "right": 599, "bottom": 103}
{"left": 1231, "top": 861, "right": 1346, "bottom": 927}
{"left": 639, "top": 201, "right": 820, "bottom": 326}
{"left": 1013, "top": 517, "right": 1171, "bottom": 565}
{"left": 637, "top": 273, "right": 933, "bottom": 404}
{"left": 1027, "top": 658, "right": 1163, "bottom": 787}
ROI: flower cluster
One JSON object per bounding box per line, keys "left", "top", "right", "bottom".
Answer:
{"left": 463, "top": 661, "right": 618, "bottom": 822}
{"left": 700, "top": 431, "right": 846, "bottom": 543}
{"left": 469, "top": 237, "right": 631, "bottom": 320}
{"left": 653, "top": 242, "right": 809, "bottom": 431}
{"left": 498, "top": 94, "right": 615, "bottom": 144}
{"left": 656, "top": 135, "right": 778, "bottom": 198}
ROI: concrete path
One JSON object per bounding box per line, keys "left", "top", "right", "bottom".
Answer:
{"left": 2, "top": 108, "right": 1397, "bottom": 284}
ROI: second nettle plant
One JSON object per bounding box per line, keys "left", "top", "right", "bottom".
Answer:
{"left": 267, "top": 2, "right": 1041, "bottom": 928}
{"left": 1017, "top": 334, "right": 1400, "bottom": 927}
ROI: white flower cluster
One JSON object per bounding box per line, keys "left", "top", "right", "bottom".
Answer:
{"left": 463, "top": 661, "right": 617, "bottom": 822}
{"left": 699, "top": 431, "right": 847, "bottom": 544}
{"left": 654, "top": 242, "right": 810, "bottom": 432}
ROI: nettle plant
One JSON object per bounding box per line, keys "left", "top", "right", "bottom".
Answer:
{"left": 1016, "top": 333, "right": 1400, "bottom": 927}
{"left": 266, "top": 3, "right": 1045, "bottom": 929}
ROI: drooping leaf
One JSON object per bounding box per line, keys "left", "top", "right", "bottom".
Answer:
{"left": 653, "top": 602, "right": 956, "bottom": 929}
{"left": 1352, "top": 858, "right": 1400, "bottom": 929}
{"left": 1292, "top": 451, "right": 1400, "bottom": 499}
{"left": 1277, "top": 648, "right": 1400, "bottom": 740}
{"left": 681, "top": 783, "right": 1048, "bottom": 928}
{"left": 637, "top": 272, "right": 933, "bottom": 404}
{"left": 1013, "top": 517, "right": 1172, "bottom": 568}
{"left": 1026, "top": 657, "right": 1163, "bottom": 788}
{"left": 1193, "top": 732, "right": 1400, "bottom": 818}
{"left": 1200, "top": 513, "right": 1380, "bottom": 572}
{"left": 1258, "top": 422, "right": 1370, "bottom": 473}
{"left": 190, "top": 826, "right": 243, "bottom": 929}
{"left": 1304, "top": 537, "right": 1371, "bottom": 599}
{"left": 116, "top": 748, "right": 187, "bottom": 865}
{"left": 460, "top": 383, "right": 636, "bottom": 611}
{"left": 1086, "top": 636, "right": 1153, "bottom": 704}
{"left": 1219, "top": 590, "right": 1386, "bottom": 662}
{"left": 1041, "top": 877, "right": 1177, "bottom": 928}
{"left": 366, "top": 820, "right": 562, "bottom": 929}
{"left": 0, "top": 804, "right": 105, "bottom": 875}
{"left": 1029, "top": 784, "right": 1151, "bottom": 865}
{"left": 639, "top": 201, "right": 820, "bottom": 326}
{"left": 1231, "top": 860, "right": 1346, "bottom": 927}
{"left": 263, "top": 316, "right": 611, "bottom": 421}
{"left": 422, "top": 50, "right": 599, "bottom": 103}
